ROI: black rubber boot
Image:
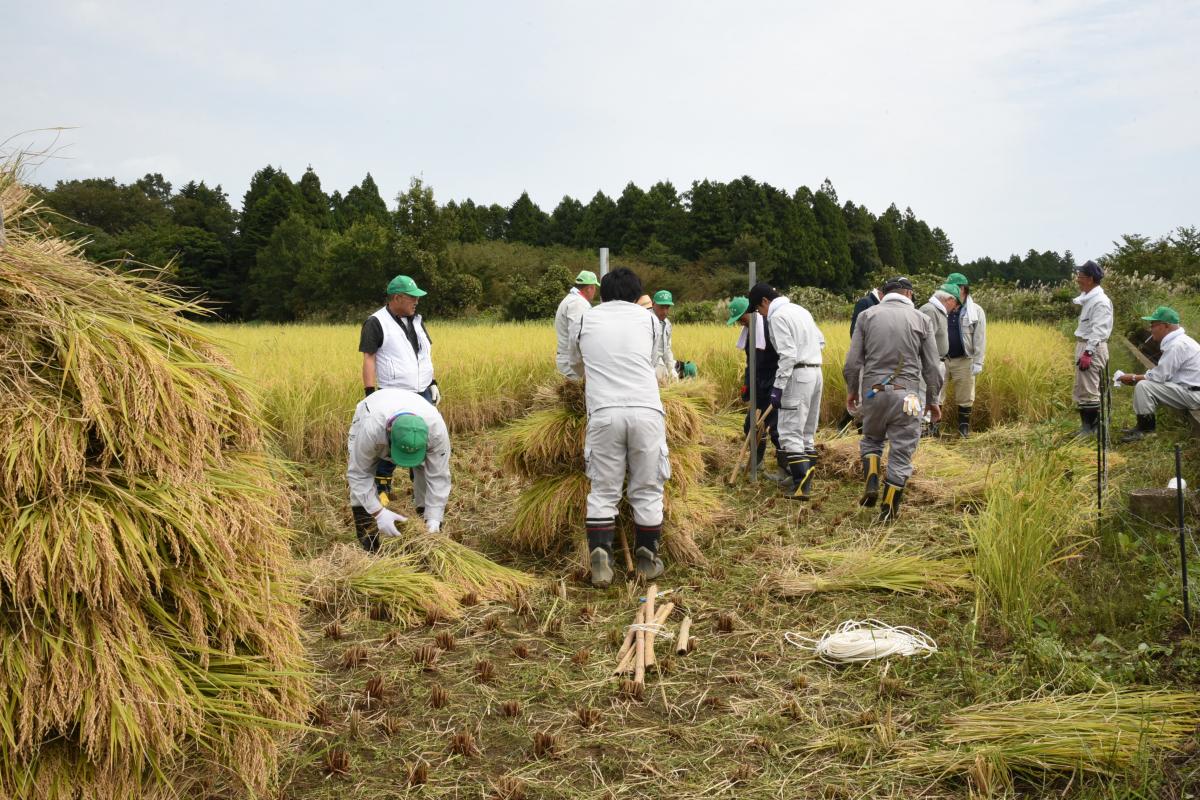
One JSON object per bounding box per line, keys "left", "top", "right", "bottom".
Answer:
{"left": 958, "top": 405, "right": 972, "bottom": 438}
{"left": 860, "top": 454, "right": 881, "bottom": 507}
{"left": 585, "top": 517, "right": 616, "bottom": 588}
{"left": 352, "top": 506, "right": 380, "bottom": 553}
{"left": 1120, "top": 414, "right": 1156, "bottom": 444}
{"left": 878, "top": 481, "right": 904, "bottom": 522}
{"left": 787, "top": 453, "right": 813, "bottom": 501}
{"left": 634, "top": 523, "right": 665, "bottom": 580}
{"left": 928, "top": 422, "right": 941, "bottom": 439}
{"left": 836, "top": 409, "right": 855, "bottom": 432}
{"left": 1076, "top": 406, "right": 1099, "bottom": 439}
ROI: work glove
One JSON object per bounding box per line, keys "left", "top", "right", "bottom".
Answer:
{"left": 740, "top": 384, "right": 749, "bottom": 402}
{"left": 428, "top": 383, "right": 442, "bottom": 405}
{"left": 902, "top": 393, "right": 922, "bottom": 417}
{"left": 971, "top": 364, "right": 983, "bottom": 376}
{"left": 374, "top": 507, "right": 408, "bottom": 537}
{"left": 426, "top": 519, "right": 442, "bottom": 534}
{"left": 1077, "top": 351, "right": 1093, "bottom": 371}
{"left": 768, "top": 387, "right": 783, "bottom": 408}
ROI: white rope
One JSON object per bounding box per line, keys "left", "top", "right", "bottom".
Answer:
{"left": 785, "top": 619, "right": 936, "bottom": 664}
{"left": 627, "top": 622, "right": 674, "bottom": 641}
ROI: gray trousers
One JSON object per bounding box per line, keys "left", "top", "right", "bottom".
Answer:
{"left": 1133, "top": 380, "right": 1200, "bottom": 415}
{"left": 778, "top": 369, "right": 823, "bottom": 455}
{"left": 859, "top": 388, "right": 922, "bottom": 487}
{"left": 1072, "top": 340, "right": 1109, "bottom": 407}
{"left": 584, "top": 407, "right": 669, "bottom": 526}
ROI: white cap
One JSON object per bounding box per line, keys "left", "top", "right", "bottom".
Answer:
{"left": 1167, "top": 477, "right": 1187, "bottom": 490}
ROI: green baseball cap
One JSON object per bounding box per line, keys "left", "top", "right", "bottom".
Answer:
{"left": 574, "top": 270, "right": 600, "bottom": 287}
{"left": 652, "top": 290, "right": 674, "bottom": 306}
{"left": 938, "top": 283, "right": 962, "bottom": 301}
{"left": 388, "top": 413, "right": 429, "bottom": 468}
{"left": 681, "top": 361, "right": 698, "bottom": 378}
{"left": 726, "top": 296, "right": 749, "bottom": 326}
{"left": 1141, "top": 306, "right": 1181, "bottom": 325}
{"left": 386, "top": 274, "right": 427, "bottom": 297}
{"left": 946, "top": 272, "right": 969, "bottom": 286}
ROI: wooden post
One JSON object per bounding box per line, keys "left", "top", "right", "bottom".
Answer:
{"left": 747, "top": 261, "right": 758, "bottom": 481}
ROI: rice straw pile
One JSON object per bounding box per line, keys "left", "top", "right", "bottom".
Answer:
{"left": 770, "top": 544, "right": 972, "bottom": 597}
{"left": 496, "top": 378, "right": 723, "bottom": 565}
{"left": 0, "top": 167, "right": 306, "bottom": 799}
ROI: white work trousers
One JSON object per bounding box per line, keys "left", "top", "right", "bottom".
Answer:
{"left": 778, "top": 368, "right": 823, "bottom": 455}
{"left": 584, "top": 407, "right": 669, "bottom": 526}
{"left": 1133, "top": 381, "right": 1200, "bottom": 415}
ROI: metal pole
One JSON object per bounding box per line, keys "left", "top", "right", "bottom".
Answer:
{"left": 599, "top": 247, "right": 609, "bottom": 278}
{"left": 747, "top": 262, "right": 758, "bottom": 481}
{"left": 1176, "top": 444, "right": 1190, "bottom": 623}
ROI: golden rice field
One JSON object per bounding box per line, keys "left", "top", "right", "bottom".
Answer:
{"left": 217, "top": 320, "right": 1075, "bottom": 462}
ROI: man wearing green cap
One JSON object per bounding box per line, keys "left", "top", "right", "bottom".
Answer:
{"left": 359, "top": 274, "right": 439, "bottom": 501}
{"left": 1117, "top": 306, "right": 1200, "bottom": 442}
{"left": 555, "top": 270, "right": 600, "bottom": 380}
{"left": 650, "top": 290, "right": 678, "bottom": 383}
{"left": 918, "top": 284, "right": 961, "bottom": 437}
{"left": 1071, "top": 261, "right": 1112, "bottom": 437}
{"left": 943, "top": 272, "right": 987, "bottom": 437}
{"left": 728, "top": 296, "right": 786, "bottom": 477}
{"left": 346, "top": 387, "right": 452, "bottom": 552}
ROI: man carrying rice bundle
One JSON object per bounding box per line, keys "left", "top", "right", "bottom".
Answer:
{"left": 569, "top": 268, "right": 668, "bottom": 587}
{"left": 843, "top": 277, "right": 942, "bottom": 521}
{"left": 346, "top": 387, "right": 452, "bottom": 552}
{"left": 749, "top": 282, "right": 825, "bottom": 500}
{"left": 554, "top": 270, "right": 599, "bottom": 381}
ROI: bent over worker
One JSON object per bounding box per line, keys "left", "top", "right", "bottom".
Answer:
{"left": 749, "top": 283, "right": 825, "bottom": 500}
{"left": 1118, "top": 306, "right": 1200, "bottom": 442}
{"left": 569, "top": 268, "right": 668, "bottom": 587}
{"left": 346, "top": 388, "right": 452, "bottom": 552}
{"left": 917, "top": 284, "right": 960, "bottom": 437}
{"left": 554, "top": 270, "right": 599, "bottom": 380}
{"left": 843, "top": 277, "right": 942, "bottom": 521}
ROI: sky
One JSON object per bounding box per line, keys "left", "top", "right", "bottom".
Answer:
{"left": 3, "top": 0, "right": 1197, "bottom": 262}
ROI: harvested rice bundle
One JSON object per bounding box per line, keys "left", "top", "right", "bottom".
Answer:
{"left": 298, "top": 543, "right": 460, "bottom": 624}
{"left": 771, "top": 546, "right": 972, "bottom": 597}
{"left": 0, "top": 168, "right": 305, "bottom": 800}
{"left": 898, "top": 690, "right": 1200, "bottom": 790}
{"left": 386, "top": 534, "right": 537, "bottom": 602}
{"left": 818, "top": 437, "right": 991, "bottom": 507}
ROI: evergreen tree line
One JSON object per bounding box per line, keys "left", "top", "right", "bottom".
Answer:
{"left": 35, "top": 165, "right": 1090, "bottom": 321}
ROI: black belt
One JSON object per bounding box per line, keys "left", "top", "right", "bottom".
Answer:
{"left": 796, "top": 363, "right": 820, "bottom": 368}
{"left": 871, "top": 383, "right": 907, "bottom": 392}
{"left": 1189, "top": 386, "right": 1200, "bottom": 391}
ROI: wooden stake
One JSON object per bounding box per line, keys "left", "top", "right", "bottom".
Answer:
{"left": 616, "top": 525, "right": 635, "bottom": 572}
{"left": 614, "top": 604, "right": 643, "bottom": 665}
{"left": 644, "top": 584, "right": 657, "bottom": 670}
{"left": 675, "top": 616, "right": 692, "bottom": 655}
{"left": 614, "top": 602, "right": 674, "bottom": 675}
{"left": 727, "top": 405, "right": 772, "bottom": 485}
{"left": 634, "top": 626, "right": 645, "bottom": 686}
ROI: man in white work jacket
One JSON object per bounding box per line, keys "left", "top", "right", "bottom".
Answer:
{"left": 346, "top": 388, "right": 452, "bottom": 552}
{"left": 1118, "top": 306, "right": 1200, "bottom": 442}
{"left": 554, "top": 270, "right": 599, "bottom": 380}
{"left": 569, "top": 268, "right": 668, "bottom": 588}
{"left": 359, "top": 274, "right": 440, "bottom": 504}
{"left": 749, "top": 283, "right": 825, "bottom": 500}
{"left": 651, "top": 289, "right": 678, "bottom": 383}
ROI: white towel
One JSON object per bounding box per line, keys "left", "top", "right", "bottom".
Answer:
{"left": 736, "top": 320, "right": 768, "bottom": 351}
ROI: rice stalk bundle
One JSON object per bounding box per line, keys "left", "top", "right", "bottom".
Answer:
{"left": 818, "top": 436, "right": 990, "bottom": 507}
{"left": 903, "top": 690, "right": 1200, "bottom": 787}
{"left": 0, "top": 168, "right": 306, "bottom": 800}
{"left": 770, "top": 547, "right": 972, "bottom": 597}
{"left": 383, "top": 535, "right": 536, "bottom": 602}
{"left": 298, "top": 544, "right": 461, "bottom": 625}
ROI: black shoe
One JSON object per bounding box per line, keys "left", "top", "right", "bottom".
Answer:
{"left": 1120, "top": 414, "right": 1156, "bottom": 443}
{"left": 860, "top": 454, "right": 881, "bottom": 507}
{"left": 787, "top": 453, "right": 813, "bottom": 501}
{"left": 1075, "top": 407, "right": 1099, "bottom": 439}
{"left": 633, "top": 524, "right": 665, "bottom": 579}
{"left": 878, "top": 481, "right": 904, "bottom": 522}
{"left": 586, "top": 518, "right": 617, "bottom": 588}
{"left": 589, "top": 548, "right": 614, "bottom": 588}
{"left": 958, "top": 405, "right": 972, "bottom": 438}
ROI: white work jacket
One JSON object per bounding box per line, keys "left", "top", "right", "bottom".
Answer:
{"left": 1072, "top": 287, "right": 1113, "bottom": 351}
{"left": 1146, "top": 328, "right": 1200, "bottom": 387}
{"left": 346, "top": 388, "right": 451, "bottom": 521}
{"left": 570, "top": 300, "right": 664, "bottom": 416}
{"left": 370, "top": 307, "right": 435, "bottom": 392}
{"left": 652, "top": 316, "right": 676, "bottom": 379}
{"left": 767, "top": 297, "right": 824, "bottom": 390}
{"left": 554, "top": 288, "right": 591, "bottom": 380}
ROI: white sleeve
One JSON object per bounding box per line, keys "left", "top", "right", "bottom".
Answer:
{"left": 1089, "top": 301, "right": 1112, "bottom": 350}
{"left": 346, "top": 414, "right": 384, "bottom": 515}
{"left": 664, "top": 320, "right": 676, "bottom": 369}
{"left": 772, "top": 314, "right": 797, "bottom": 389}
{"left": 419, "top": 421, "right": 453, "bottom": 523}
{"left": 568, "top": 313, "right": 586, "bottom": 378}
{"left": 972, "top": 305, "right": 987, "bottom": 370}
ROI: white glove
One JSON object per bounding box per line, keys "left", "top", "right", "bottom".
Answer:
{"left": 426, "top": 519, "right": 442, "bottom": 534}
{"left": 428, "top": 383, "right": 441, "bottom": 405}
{"left": 971, "top": 364, "right": 983, "bottom": 376}
{"left": 374, "top": 507, "right": 407, "bottom": 537}
{"left": 902, "top": 393, "right": 922, "bottom": 417}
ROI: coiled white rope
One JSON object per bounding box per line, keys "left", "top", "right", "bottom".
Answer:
{"left": 785, "top": 619, "right": 937, "bottom": 663}
{"left": 627, "top": 622, "right": 674, "bottom": 641}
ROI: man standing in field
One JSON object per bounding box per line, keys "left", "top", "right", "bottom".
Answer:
{"left": 554, "top": 270, "right": 600, "bottom": 381}
{"left": 749, "top": 283, "right": 825, "bottom": 500}
{"left": 1117, "top": 306, "right": 1200, "bottom": 442}
{"left": 917, "top": 284, "right": 961, "bottom": 437}
{"left": 569, "top": 268, "right": 668, "bottom": 587}
{"left": 650, "top": 290, "right": 678, "bottom": 383}
{"left": 359, "top": 274, "right": 440, "bottom": 503}
{"left": 843, "top": 277, "right": 942, "bottom": 521}
{"left": 729, "top": 296, "right": 787, "bottom": 478}
{"left": 943, "top": 272, "right": 987, "bottom": 437}
{"left": 346, "top": 387, "right": 452, "bottom": 552}
{"left": 1071, "top": 261, "right": 1113, "bottom": 438}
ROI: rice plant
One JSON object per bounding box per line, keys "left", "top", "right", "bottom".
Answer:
{"left": 771, "top": 545, "right": 972, "bottom": 597}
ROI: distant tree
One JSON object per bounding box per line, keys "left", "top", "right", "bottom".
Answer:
{"left": 644, "top": 181, "right": 689, "bottom": 256}
{"left": 246, "top": 213, "right": 329, "bottom": 321}
{"left": 234, "top": 166, "right": 300, "bottom": 317}
{"left": 505, "top": 191, "right": 549, "bottom": 245}
{"left": 874, "top": 205, "right": 906, "bottom": 271}
{"left": 812, "top": 180, "right": 854, "bottom": 289}
{"left": 394, "top": 177, "right": 450, "bottom": 252}
{"left": 575, "top": 191, "right": 618, "bottom": 249}
{"left": 297, "top": 166, "right": 332, "bottom": 227}
{"left": 335, "top": 173, "right": 389, "bottom": 231}
{"left": 685, "top": 179, "right": 733, "bottom": 259}
{"left": 548, "top": 196, "right": 584, "bottom": 246}
{"left": 505, "top": 264, "right": 573, "bottom": 320}
{"left": 843, "top": 201, "right": 882, "bottom": 284}
{"left": 325, "top": 218, "right": 394, "bottom": 311}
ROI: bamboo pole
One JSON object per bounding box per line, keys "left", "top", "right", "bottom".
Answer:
{"left": 614, "top": 604, "right": 643, "bottom": 665}
{"left": 727, "top": 405, "right": 772, "bottom": 485}
{"left": 614, "top": 602, "right": 674, "bottom": 675}
{"left": 634, "top": 626, "right": 645, "bottom": 686}
{"left": 675, "top": 616, "right": 692, "bottom": 655}
{"left": 644, "top": 584, "right": 657, "bottom": 670}
{"left": 616, "top": 526, "right": 635, "bottom": 572}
